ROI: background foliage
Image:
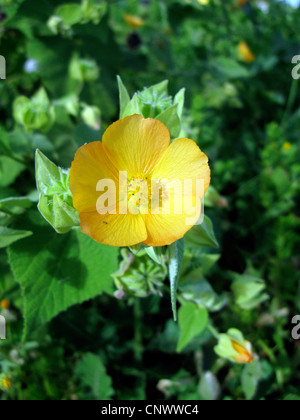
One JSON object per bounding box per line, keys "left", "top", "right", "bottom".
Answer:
{"left": 0, "top": 0, "right": 300, "bottom": 400}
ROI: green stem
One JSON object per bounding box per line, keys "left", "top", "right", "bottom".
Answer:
{"left": 257, "top": 339, "right": 276, "bottom": 364}
{"left": 208, "top": 324, "right": 220, "bottom": 340}
{"left": 220, "top": 0, "right": 232, "bottom": 39}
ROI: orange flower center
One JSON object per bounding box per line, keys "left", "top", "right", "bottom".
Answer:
{"left": 127, "top": 176, "right": 170, "bottom": 214}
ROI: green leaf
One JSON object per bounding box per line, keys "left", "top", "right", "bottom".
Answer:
{"left": 214, "top": 58, "right": 250, "bottom": 79}
{"left": 122, "top": 94, "right": 141, "bottom": 118}
{"left": 179, "top": 273, "right": 226, "bottom": 312}
{"left": 0, "top": 227, "right": 32, "bottom": 248}
{"left": 144, "top": 246, "right": 166, "bottom": 266}
{"left": 156, "top": 104, "right": 181, "bottom": 139}
{"left": 0, "top": 127, "right": 11, "bottom": 155}
{"left": 0, "top": 196, "right": 34, "bottom": 211}
{"left": 185, "top": 216, "right": 219, "bottom": 249}
{"left": 55, "top": 4, "right": 82, "bottom": 26}
{"left": 147, "top": 80, "right": 169, "bottom": 96}
{"left": 8, "top": 213, "right": 119, "bottom": 339}
{"left": 32, "top": 87, "right": 50, "bottom": 106}
{"left": 0, "top": 156, "right": 26, "bottom": 188}
{"left": 174, "top": 88, "right": 185, "bottom": 120}
{"left": 241, "top": 361, "right": 263, "bottom": 400}
{"left": 35, "top": 149, "right": 60, "bottom": 194}
{"left": 168, "top": 238, "right": 185, "bottom": 321}
{"left": 75, "top": 353, "right": 114, "bottom": 401}
{"left": 117, "top": 75, "right": 131, "bottom": 119}
{"left": 177, "top": 302, "right": 208, "bottom": 352}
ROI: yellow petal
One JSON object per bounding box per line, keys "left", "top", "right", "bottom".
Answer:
{"left": 102, "top": 114, "right": 170, "bottom": 177}
{"left": 124, "top": 14, "right": 145, "bottom": 29}
{"left": 231, "top": 340, "right": 253, "bottom": 364}
{"left": 143, "top": 138, "right": 210, "bottom": 247}
{"left": 238, "top": 41, "right": 255, "bottom": 63}
{"left": 151, "top": 138, "right": 211, "bottom": 195}
{"left": 143, "top": 196, "right": 202, "bottom": 247}
{"left": 70, "top": 141, "right": 119, "bottom": 213}
{"left": 79, "top": 212, "right": 147, "bottom": 247}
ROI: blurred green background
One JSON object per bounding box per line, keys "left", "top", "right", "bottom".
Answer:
{"left": 0, "top": 0, "right": 300, "bottom": 401}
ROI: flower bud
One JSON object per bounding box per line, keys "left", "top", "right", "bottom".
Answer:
{"left": 35, "top": 150, "right": 80, "bottom": 234}
{"left": 205, "top": 186, "right": 228, "bottom": 208}
{"left": 81, "top": 0, "right": 107, "bottom": 24}
{"left": 113, "top": 249, "right": 166, "bottom": 298}
{"left": 81, "top": 104, "right": 101, "bottom": 130}
{"left": 13, "top": 88, "right": 55, "bottom": 133}
{"left": 231, "top": 274, "right": 268, "bottom": 310}
{"left": 124, "top": 14, "right": 145, "bottom": 29}
{"left": 117, "top": 77, "right": 184, "bottom": 139}
{"left": 47, "top": 15, "right": 71, "bottom": 37}
{"left": 0, "top": 299, "right": 10, "bottom": 310}
{"left": 69, "top": 55, "right": 99, "bottom": 83}
{"left": 0, "top": 375, "right": 12, "bottom": 390}
{"left": 214, "top": 329, "right": 254, "bottom": 364}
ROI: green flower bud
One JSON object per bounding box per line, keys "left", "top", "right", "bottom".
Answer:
{"left": 81, "top": 0, "right": 107, "bottom": 24}
{"left": 205, "top": 186, "right": 228, "bottom": 208}
{"left": 117, "top": 77, "right": 184, "bottom": 139}
{"left": 13, "top": 88, "right": 55, "bottom": 133}
{"left": 81, "top": 104, "right": 101, "bottom": 130}
{"left": 214, "top": 329, "right": 254, "bottom": 364}
{"left": 54, "top": 94, "right": 80, "bottom": 117}
{"left": 137, "top": 86, "right": 173, "bottom": 118}
{"left": 113, "top": 249, "right": 167, "bottom": 298}
{"left": 231, "top": 274, "right": 269, "bottom": 310}
{"left": 69, "top": 55, "right": 99, "bottom": 83}
{"left": 47, "top": 15, "right": 72, "bottom": 37}
{"left": 35, "top": 150, "right": 80, "bottom": 234}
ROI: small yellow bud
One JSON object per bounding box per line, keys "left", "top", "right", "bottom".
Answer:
{"left": 214, "top": 329, "right": 254, "bottom": 365}
{"left": 238, "top": 41, "right": 256, "bottom": 63}
{"left": 231, "top": 339, "right": 254, "bottom": 364}
{"left": 0, "top": 299, "right": 10, "bottom": 310}
{"left": 197, "top": 0, "right": 210, "bottom": 5}
{"left": 283, "top": 142, "right": 292, "bottom": 151}
{"left": 2, "top": 378, "right": 12, "bottom": 389}
{"left": 124, "top": 14, "right": 145, "bottom": 30}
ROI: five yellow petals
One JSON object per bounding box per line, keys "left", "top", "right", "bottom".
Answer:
{"left": 70, "top": 114, "right": 211, "bottom": 247}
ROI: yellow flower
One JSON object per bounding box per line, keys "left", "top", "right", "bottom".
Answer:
{"left": 283, "top": 142, "right": 292, "bottom": 151}
{"left": 70, "top": 114, "right": 210, "bottom": 247}
{"left": 2, "top": 378, "right": 12, "bottom": 389}
{"left": 197, "top": 0, "right": 210, "bottom": 5}
{"left": 0, "top": 299, "right": 10, "bottom": 310}
{"left": 124, "top": 14, "right": 145, "bottom": 30}
{"left": 238, "top": 41, "right": 256, "bottom": 63}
